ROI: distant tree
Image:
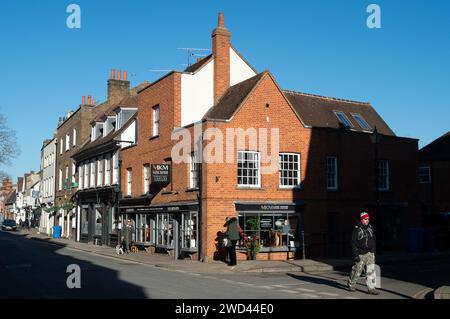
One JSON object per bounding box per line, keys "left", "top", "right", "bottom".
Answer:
{"left": 0, "top": 113, "right": 20, "bottom": 167}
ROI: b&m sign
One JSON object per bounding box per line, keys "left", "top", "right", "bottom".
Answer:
{"left": 151, "top": 164, "right": 171, "bottom": 184}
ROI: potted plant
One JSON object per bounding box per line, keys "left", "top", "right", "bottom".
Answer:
{"left": 245, "top": 234, "right": 261, "bottom": 260}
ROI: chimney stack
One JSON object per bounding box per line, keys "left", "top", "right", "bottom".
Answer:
{"left": 212, "top": 12, "right": 231, "bottom": 104}
{"left": 107, "top": 68, "right": 130, "bottom": 104}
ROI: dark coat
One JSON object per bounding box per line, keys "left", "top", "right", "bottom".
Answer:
{"left": 226, "top": 218, "right": 241, "bottom": 241}
{"left": 351, "top": 222, "right": 376, "bottom": 256}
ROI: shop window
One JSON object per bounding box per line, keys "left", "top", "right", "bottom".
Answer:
{"left": 238, "top": 213, "right": 297, "bottom": 249}
{"left": 181, "top": 212, "right": 197, "bottom": 249}
{"left": 95, "top": 207, "right": 102, "bottom": 236}
{"left": 156, "top": 213, "right": 174, "bottom": 247}
{"left": 81, "top": 208, "right": 89, "bottom": 234}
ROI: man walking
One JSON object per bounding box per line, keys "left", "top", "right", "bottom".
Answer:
{"left": 348, "top": 212, "right": 380, "bottom": 295}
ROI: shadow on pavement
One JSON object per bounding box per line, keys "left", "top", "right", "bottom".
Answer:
{"left": 0, "top": 230, "right": 148, "bottom": 299}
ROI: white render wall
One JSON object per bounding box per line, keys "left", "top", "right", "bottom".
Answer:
{"left": 119, "top": 120, "right": 136, "bottom": 148}
{"left": 180, "top": 47, "right": 257, "bottom": 127}
{"left": 41, "top": 138, "right": 56, "bottom": 205}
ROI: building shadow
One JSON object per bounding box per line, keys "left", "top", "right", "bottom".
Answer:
{"left": 0, "top": 231, "right": 148, "bottom": 299}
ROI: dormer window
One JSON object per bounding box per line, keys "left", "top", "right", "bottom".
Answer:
{"left": 91, "top": 123, "right": 105, "bottom": 141}
{"left": 116, "top": 108, "right": 137, "bottom": 130}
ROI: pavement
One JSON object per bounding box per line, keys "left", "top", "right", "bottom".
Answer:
{"left": 22, "top": 228, "right": 450, "bottom": 275}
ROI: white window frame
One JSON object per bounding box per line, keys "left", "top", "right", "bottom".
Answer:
{"left": 143, "top": 164, "right": 150, "bottom": 194}
{"left": 58, "top": 168, "right": 62, "bottom": 191}
{"left": 279, "top": 153, "right": 301, "bottom": 188}
{"left": 66, "top": 134, "right": 70, "bottom": 151}
{"left": 60, "top": 138, "right": 63, "bottom": 154}
{"left": 127, "top": 168, "right": 132, "bottom": 196}
{"left": 90, "top": 160, "right": 96, "bottom": 188}
{"left": 419, "top": 166, "right": 431, "bottom": 184}
{"left": 65, "top": 165, "right": 69, "bottom": 189}
{"left": 113, "top": 152, "right": 119, "bottom": 185}
{"left": 189, "top": 153, "right": 200, "bottom": 189}
{"left": 326, "top": 156, "right": 338, "bottom": 190}
{"left": 351, "top": 113, "right": 371, "bottom": 131}
{"left": 71, "top": 163, "right": 76, "bottom": 184}
{"left": 237, "top": 151, "right": 261, "bottom": 188}
{"left": 73, "top": 128, "right": 77, "bottom": 147}
{"left": 377, "top": 160, "right": 390, "bottom": 191}
{"left": 78, "top": 165, "right": 84, "bottom": 190}
{"left": 97, "top": 158, "right": 103, "bottom": 187}
{"left": 105, "top": 155, "right": 111, "bottom": 186}
{"left": 333, "top": 111, "right": 354, "bottom": 128}
{"left": 152, "top": 106, "right": 160, "bottom": 137}
{"left": 84, "top": 162, "right": 89, "bottom": 189}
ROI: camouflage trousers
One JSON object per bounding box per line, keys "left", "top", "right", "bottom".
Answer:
{"left": 348, "top": 252, "right": 376, "bottom": 290}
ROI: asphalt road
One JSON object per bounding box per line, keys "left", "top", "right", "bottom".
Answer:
{"left": 1, "top": 230, "right": 448, "bottom": 299}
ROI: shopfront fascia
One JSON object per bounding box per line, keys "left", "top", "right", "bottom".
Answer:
{"left": 235, "top": 201, "right": 305, "bottom": 255}
{"left": 119, "top": 201, "right": 199, "bottom": 259}
{"left": 76, "top": 186, "right": 120, "bottom": 247}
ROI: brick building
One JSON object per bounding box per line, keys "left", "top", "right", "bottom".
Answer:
{"left": 72, "top": 75, "right": 149, "bottom": 247}
{"left": 118, "top": 13, "right": 420, "bottom": 261}
{"left": 419, "top": 132, "right": 450, "bottom": 216}
{"left": 0, "top": 177, "right": 13, "bottom": 219}
{"left": 55, "top": 70, "right": 129, "bottom": 239}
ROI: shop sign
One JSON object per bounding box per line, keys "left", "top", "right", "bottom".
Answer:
{"left": 151, "top": 164, "right": 171, "bottom": 184}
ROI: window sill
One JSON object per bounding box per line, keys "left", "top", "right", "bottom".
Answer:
{"left": 161, "top": 191, "right": 175, "bottom": 195}
{"left": 327, "top": 188, "right": 339, "bottom": 192}
{"left": 149, "top": 135, "right": 160, "bottom": 141}
{"left": 185, "top": 188, "right": 199, "bottom": 193}
{"left": 236, "top": 187, "right": 264, "bottom": 190}
{"left": 278, "top": 186, "right": 302, "bottom": 191}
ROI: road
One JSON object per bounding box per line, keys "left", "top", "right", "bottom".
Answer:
{"left": 1, "top": 230, "right": 448, "bottom": 299}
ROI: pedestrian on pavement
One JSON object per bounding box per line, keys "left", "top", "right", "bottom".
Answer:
{"left": 348, "top": 212, "right": 380, "bottom": 295}
{"left": 224, "top": 216, "right": 244, "bottom": 267}
{"left": 122, "top": 219, "right": 133, "bottom": 254}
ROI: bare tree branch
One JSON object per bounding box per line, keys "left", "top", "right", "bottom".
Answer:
{"left": 0, "top": 113, "right": 20, "bottom": 167}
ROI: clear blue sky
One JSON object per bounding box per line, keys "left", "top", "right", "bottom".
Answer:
{"left": 0, "top": 0, "right": 449, "bottom": 181}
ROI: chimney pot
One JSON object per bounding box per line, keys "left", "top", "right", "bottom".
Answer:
{"left": 87, "top": 95, "right": 91, "bottom": 105}
{"left": 82, "top": 96, "right": 86, "bottom": 105}
{"left": 218, "top": 12, "right": 225, "bottom": 28}
{"left": 111, "top": 69, "right": 115, "bottom": 79}
{"left": 123, "top": 71, "right": 127, "bottom": 81}
{"left": 117, "top": 70, "right": 121, "bottom": 80}
{"left": 92, "top": 99, "right": 96, "bottom": 106}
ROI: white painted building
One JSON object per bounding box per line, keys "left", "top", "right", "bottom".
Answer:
{"left": 39, "top": 138, "right": 57, "bottom": 235}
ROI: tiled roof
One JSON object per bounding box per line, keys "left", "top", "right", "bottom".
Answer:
{"left": 203, "top": 72, "right": 266, "bottom": 120}
{"left": 420, "top": 131, "right": 450, "bottom": 161}
{"left": 283, "top": 91, "right": 396, "bottom": 136}
{"left": 183, "top": 54, "right": 213, "bottom": 73}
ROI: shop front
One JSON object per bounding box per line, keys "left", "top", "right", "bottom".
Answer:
{"left": 234, "top": 201, "right": 304, "bottom": 260}
{"left": 119, "top": 200, "right": 199, "bottom": 260}
{"left": 76, "top": 186, "right": 121, "bottom": 247}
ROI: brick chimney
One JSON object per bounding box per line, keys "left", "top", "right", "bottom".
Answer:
{"left": 212, "top": 12, "right": 231, "bottom": 104}
{"left": 1, "top": 177, "right": 12, "bottom": 193}
{"left": 108, "top": 69, "right": 130, "bottom": 104}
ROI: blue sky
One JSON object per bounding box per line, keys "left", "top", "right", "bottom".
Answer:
{"left": 0, "top": 0, "right": 449, "bottom": 181}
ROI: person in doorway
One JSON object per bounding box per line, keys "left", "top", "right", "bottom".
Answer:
{"left": 347, "top": 212, "right": 380, "bottom": 295}
{"left": 224, "top": 217, "right": 243, "bottom": 267}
